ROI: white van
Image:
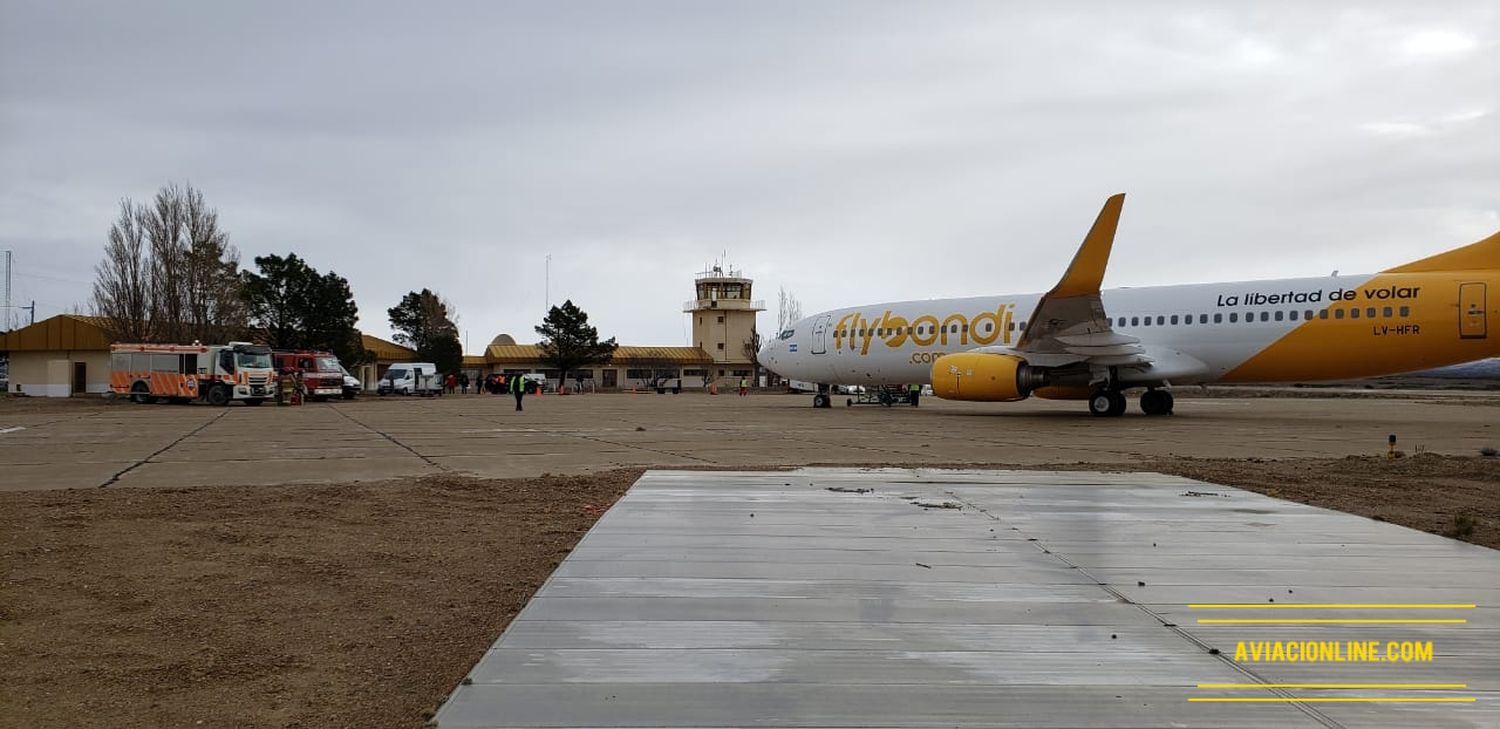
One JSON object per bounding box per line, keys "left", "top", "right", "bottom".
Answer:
{"left": 378, "top": 362, "right": 441, "bottom": 396}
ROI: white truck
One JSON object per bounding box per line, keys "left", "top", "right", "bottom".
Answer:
{"left": 377, "top": 362, "right": 442, "bottom": 396}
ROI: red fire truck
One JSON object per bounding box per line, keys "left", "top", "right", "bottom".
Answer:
{"left": 272, "top": 350, "right": 346, "bottom": 401}
{"left": 110, "top": 342, "right": 276, "bottom": 406}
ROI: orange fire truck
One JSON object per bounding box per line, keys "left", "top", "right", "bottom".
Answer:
{"left": 109, "top": 342, "right": 277, "bottom": 406}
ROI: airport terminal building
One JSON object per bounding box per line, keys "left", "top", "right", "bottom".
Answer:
{"left": 1, "top": 267, "right": 765, "bottom": 396}
{"left": 469, "top": 266, "right": 765, "bottom": 391}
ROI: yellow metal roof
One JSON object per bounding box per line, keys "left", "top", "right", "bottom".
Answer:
{"left": 0, "top": 314, "right": 114, "bottom": 352}
{"left": 361, "top": 333, "right": 416, "bottom": 362}
{"left": 483, "top": 344, "right": 713, "bottom": 366}
{"left": 461, "top": 355, "right": 487, "bottom": 367}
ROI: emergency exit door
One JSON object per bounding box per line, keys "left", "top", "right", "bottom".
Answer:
{"left": 810, "top": 315, "right": 831, "bottom": 355}
{"left": 1459, "top": 282, "right": 1486, "bottom": 339}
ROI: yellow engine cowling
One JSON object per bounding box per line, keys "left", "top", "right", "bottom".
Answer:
{"left": 929, "top": 352, "right": 1038, "bottom": 402}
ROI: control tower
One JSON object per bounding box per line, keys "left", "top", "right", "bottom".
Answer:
{"left": 684, "top": 264, "right": 765, "bottom": 380}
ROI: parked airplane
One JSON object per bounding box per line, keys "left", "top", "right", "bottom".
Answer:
{"left": 759, "top": 194, "right": 1498, "bottom": 416}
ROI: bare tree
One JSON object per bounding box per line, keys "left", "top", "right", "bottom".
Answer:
{"left": 92, "top": 183, "right": 246, "bottom": 343}
{"left": 777, "top": 286, "right": 803, "bottom": 333}
{"left": 92, "top": 201, "right": 154, "bottom": 341}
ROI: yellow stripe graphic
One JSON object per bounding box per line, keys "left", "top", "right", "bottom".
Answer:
{"left": 1197, "top": 618, "right": 1466, "bottom": 624}
{"left": 1189, "top": 604, "right": 1475, "bottom": 609}
{"left": 1197, "top": 683, "right": 1466, "bottom": 689}
{"left": 1189, "top": 697, "right": 1476, "bottom": 703}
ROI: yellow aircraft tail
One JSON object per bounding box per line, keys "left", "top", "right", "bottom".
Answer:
{"left": 1383, "top": 228, "right": 1500, "bottom": 273}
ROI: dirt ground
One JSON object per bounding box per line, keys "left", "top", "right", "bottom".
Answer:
{"left": 0, "top": 470, "right": 640, "bottom": 729}
{"left": 1, "top": 456, "right": 1495, "bottom": 729}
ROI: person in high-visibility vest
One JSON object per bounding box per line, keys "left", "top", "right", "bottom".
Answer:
{"left": 510, "top": 373, "right": 526, "bottom": 411}
{"left": 739, "top": 377, "right": 749, "bottom": 396}
{"left": 908, "top": 382, "right": 921, "bottom": 407}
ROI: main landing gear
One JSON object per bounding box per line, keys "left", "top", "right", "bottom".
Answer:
{"left": 1088, "top": 388, "right": 1174, "bottom": 417}
{"left": 812, "top": 393, "right": 832, "bottom": 408}
{"left": 1088, "top": 390, "right": 1127, "bottom": 417}
{"left": 1140, "top": 388, "right": 1174, "bottom": 416}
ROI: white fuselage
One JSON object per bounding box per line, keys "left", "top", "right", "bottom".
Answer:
{"left": 759, "top": 272, "right": 1446, "bottom": 387}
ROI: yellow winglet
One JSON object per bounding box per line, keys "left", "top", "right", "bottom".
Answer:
{"left": 1047, "top": 193, "right": 1125, "bottom": 298}
{"left": 1383, "top": 228, "right": 1500, "bottom": 273}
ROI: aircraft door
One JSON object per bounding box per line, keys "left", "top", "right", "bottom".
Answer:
{"left": 810, "top": 315, "right": 831, "bottom": 355}
{"left": 1459, "top": 282, "right": 1486, "bottom": 339}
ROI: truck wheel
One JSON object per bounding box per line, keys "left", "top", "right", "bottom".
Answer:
{"left": 206, "top": 385, "right": 230, "bottom": 406}
{"left": 130, "top": 381, "right": 154, "bottom": 404}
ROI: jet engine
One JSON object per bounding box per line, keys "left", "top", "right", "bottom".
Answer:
{"left": 929, "top": 352, "right": 1048, "bottom": 402}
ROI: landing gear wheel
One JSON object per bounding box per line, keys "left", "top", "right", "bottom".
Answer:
{"left": 206, "top": 385, "right": 230, "bottom": 407}
{"left": 812, "top": 393, "right": 831, "bottom": 408}
{"left": 846, "top": 398, "right": 853, "bottom": 407}
{"left": 1140, "top": 389, "right": 1174, "bottom": 416}
{"left": 1089, "top": 390, "right": 1127, "bottom": 417}
{"left": 130, "top": 381, "right": 154, "bottom": 405}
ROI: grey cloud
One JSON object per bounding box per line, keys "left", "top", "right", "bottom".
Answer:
{"left": 2, "top": 1, "right": 1496, "bottom": 342}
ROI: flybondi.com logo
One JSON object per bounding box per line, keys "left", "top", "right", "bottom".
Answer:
{"left": 1233, "top": 640, "right": 1433, "bottom": 663}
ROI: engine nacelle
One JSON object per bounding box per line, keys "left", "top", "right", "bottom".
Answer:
{"left": 929, "top": 352, "right": 1042, "bottom": 402}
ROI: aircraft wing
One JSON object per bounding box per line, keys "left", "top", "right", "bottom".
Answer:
{"left": 1012, "top": 193, "right": 1149, "bottom": 366}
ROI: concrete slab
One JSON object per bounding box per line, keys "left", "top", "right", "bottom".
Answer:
{"left": 433, "top": 468, "right": 1500, "bottom": 729}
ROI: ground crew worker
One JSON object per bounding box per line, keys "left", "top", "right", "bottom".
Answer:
{"left": 909, "top": 382, "right": 921, "bottom": 407}
{"left": 739, "top": 377, "right": 749, "bottom": 396}
{"left": 510, "top": 372, "right": 526, "bottom": 411}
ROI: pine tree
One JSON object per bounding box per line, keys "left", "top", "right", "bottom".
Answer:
{"left": 535, "top": 300, "right": 618, "bottom": 379}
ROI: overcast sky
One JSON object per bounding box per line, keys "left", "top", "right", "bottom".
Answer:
{"left": 2, "top": 1, "right": 1496, "bottom": 348}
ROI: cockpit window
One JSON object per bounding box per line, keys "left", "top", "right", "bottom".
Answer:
{"left": 778, "top": 329, "right": 795, "bottom": 340}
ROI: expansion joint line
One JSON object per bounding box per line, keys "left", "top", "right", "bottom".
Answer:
{"left": 329, "top": 404, "right": 447, "bottom": 470}
{"left": 100, "top": 410, "right": 230, "bottom": 488}
{"left": 943, "top": 489, "right": 1348, "bottom": 729}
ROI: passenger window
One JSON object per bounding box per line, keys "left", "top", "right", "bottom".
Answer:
{"left": 1335, "top": 309, "right": 1344, "bottom": 319}
{"left": 1143, "top": 317, "right": 1152, "bottom": 326}
{"left": 1229, "top": 313, "right": 1238, "bottom": 323}
{"left": 961, "top": 325, "right": 969, "bottom": 333}
{"left": 1275, "top": 311, "right": 1284, "bottom": 321}
{"left": 1214, "top": 313, "right": 1222, "bottom": 323}
{"left": 1366, "top": 307, "right": 1376, "bottom": 318}
{"left": 1260, "top": 311, "right": 1270, "bottom": 322}
{"left": 1288, "top": 310, "right": 1298, "bottom": 321}
{"left": 1170, "top": 315, "right": 1179, "bottom": 325}
{"left": 1008, "top": 322, "right": 1015, "bottom": 331}
{"left": 1383, "top": 306, "right": 1392, "bottom": 317}
{"left": 1131, "top": 316, "right": 1139, "bottom": 326}
{"left": 1246, "top": 313, "right": 1256, "bottom": 324}
{"left": 1156, "top": 316, "right": 1165, "bottom": 325}
{"left": 1304, "top": 310, "right": 1313, "bottom": 320}
{"left": 1319, "top": 309, "right": 1328, "bottom": 320}
{"left": 1199, "top": 314, "right": 1208, "bottom": 324}
{"left": 1399, "top": 306, "right": 1410, "bottom": 317}
{"left": 1183, "top": 314, "right": 1192, "bottom": 326}
{"left": 1350, "top": 308, "right": 1360, "bottom": 319}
